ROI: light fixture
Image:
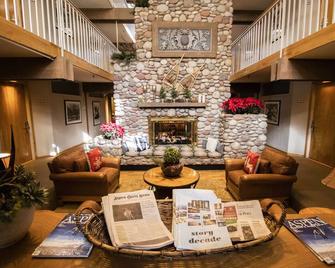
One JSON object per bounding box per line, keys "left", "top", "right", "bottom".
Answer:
{"left": 321, "top": 81, "right": 332, "bottom": 84}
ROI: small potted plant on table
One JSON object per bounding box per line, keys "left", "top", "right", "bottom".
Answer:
{"left": 161, "top": 148, "right": 183, "bottom": 178}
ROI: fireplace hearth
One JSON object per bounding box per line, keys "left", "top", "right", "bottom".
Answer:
{"left": 148, "top": 117, "right": 197, "bottom": 145}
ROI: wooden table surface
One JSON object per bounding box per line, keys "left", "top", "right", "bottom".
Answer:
{"left": 143, "top": 167, "right": 200, "bottom": 188}
{"left": 0, "top": 210, "right": 332, "bottom": 268}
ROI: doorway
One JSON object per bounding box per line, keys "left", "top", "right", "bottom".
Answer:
{"left": 0, "top": 83, "right": 33, "bottom": 164}
{"left": 309, "top": 83, "right": 335, "bottom": 167}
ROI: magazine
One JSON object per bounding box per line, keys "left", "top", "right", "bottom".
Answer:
{"left": 173, "top": 189, "right": 233, "bottom": 250}
{"left": 32, "top": 213, "right": 93, "bottom": 258}
{"left": 284, "top": 217, "right": 335, "bottom": 265}
{"left": 102, "top": 189, "right": 174, "bottom": 249}
{"left": 221, "top": 200, "right": 271, "bottom": 242}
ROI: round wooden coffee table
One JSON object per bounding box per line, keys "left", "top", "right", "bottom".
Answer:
{"left": 143, "top": 166, "right": 200, "bottom": 199}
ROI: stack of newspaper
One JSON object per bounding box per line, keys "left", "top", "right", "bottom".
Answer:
{"left": 172, "top": 189, "right": 271, "bottom": 250}
{"left": 102, "top": 189, "right": 173, "bottom": 250}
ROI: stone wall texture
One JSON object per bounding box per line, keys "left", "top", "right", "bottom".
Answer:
{"left": 220, "top": 114, "right": 268, "bottom": 158}
{"left": 113, "top": 0, "right": 233, "bottom": 145}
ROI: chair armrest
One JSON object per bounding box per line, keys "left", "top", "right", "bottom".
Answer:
{"left": 240, "top": 174, "right": 298, "bottom": 184}
{"left": 224, "top": 159, "right": 245, "bottom": 172}
{"left": 101, "top": 157, "right": 121, "bottom": 169}
{"left": 50, "top": 172, "right": 107, "bottom": 183}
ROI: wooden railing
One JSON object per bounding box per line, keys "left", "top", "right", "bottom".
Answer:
{"left": 231, "top": 0, "right": 335, "bottom": 74}
{"left": 0, "top": 0, "right": 118, "bottom": 72}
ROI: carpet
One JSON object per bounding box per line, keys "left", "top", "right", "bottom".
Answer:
{"left": 116, "top": 169, "right": 233, "bottom": 201}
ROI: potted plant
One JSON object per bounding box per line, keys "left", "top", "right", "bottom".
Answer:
{"left": 161, "top": 148, "right": 183, "bottom": 178}
{"left": 159, "top": 87, "right": 167, "bottom": 102}
{"left": 0, "top": 129, "right": 47, "bottom": 248}
{"left": 183, "top": 88, "right": 192, "bottom": 102}
{"left": 100, "top": 122, "right": 125, "bottom": 145}
{"left": 220, "top": 97, "right": 264, "bottom": 114}
{"left": 170, "top": 86, "right": 178, "bottom": 102}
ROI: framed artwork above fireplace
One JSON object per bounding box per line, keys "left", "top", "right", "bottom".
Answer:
{"left": 148, "top": 116, "right": 197, "bottom": 145}
{"left": 152, "top": 21, "right": 218, "bottom": 58}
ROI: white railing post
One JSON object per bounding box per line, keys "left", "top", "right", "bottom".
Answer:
{"left": 280, "top": 0, "right": 287, "bottom": 57}
{"left": 323, "top": 0, "right": 329, "bottom": 27}
{"left": 4, "top": 0, "right": 10, "bottom": 20}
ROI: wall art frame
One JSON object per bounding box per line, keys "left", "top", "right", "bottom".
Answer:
{"left": 152, "top": 21, "right": 218, "bottom": 58}
{"left": 264, "top": 100, "right": 281, "bottom": 125}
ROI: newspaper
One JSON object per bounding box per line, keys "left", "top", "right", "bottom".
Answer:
{"left": 221, "top": 200, "right": 271, "bottom": 242}
{"left": 102, "top": 189, "right": 174, "bottom": 249}
{"left": 173, "top": 189, "right": 233, "bottom": 250}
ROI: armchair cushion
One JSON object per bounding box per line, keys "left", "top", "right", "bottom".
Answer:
{"left": 261, "top": 148, "right": 297, "bottom": 175}
{"left": 243, "top": 151, "right": 260, "bottom": 174}
{"left": 74, "top": 157, "right": 89, "bottom": 172}
{"left": 86, "top": 148, "right": 103, "bottom": 172}
{"left": 257, "top": 159, "right": 271, "bottom": 174}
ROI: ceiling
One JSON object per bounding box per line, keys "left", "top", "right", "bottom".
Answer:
{"left": 233, "top": 0, "right": 274, "bottom": 10}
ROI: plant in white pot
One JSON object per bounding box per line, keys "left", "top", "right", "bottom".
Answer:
{"left": 0, "top": 128, "right": 47, "bottom": 248}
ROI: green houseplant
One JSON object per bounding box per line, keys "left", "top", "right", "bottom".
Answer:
{"left": 0, "top": 128, "right": 47, "bottom": 248}
{"left": 161, "top": 148, "right": 183, "bottom": 178}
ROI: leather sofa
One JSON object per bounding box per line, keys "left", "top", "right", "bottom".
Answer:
{"left": 48, "top": 144, "right": 120, "bottom": 203}
{"left": 225, "top": 147, "right": 298, "bottom": 201}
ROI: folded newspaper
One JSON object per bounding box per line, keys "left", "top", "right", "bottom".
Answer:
{"left": 172, "top": 189, "right": 271, "bottom": 250}
{"left": 102, "top": 189, "right": 174, "bottom": 250}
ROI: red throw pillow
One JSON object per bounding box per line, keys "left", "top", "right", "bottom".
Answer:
{"left": 243, "top": 151, "right": 261, "bottom": 174}
{"left": 86, "top": 148, "right": 102, "bottom": 172}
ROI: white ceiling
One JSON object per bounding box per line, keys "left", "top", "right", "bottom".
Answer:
{"left": 233, "top": 0, "right": 274, "bottom": 10}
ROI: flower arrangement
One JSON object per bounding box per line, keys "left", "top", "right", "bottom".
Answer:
{"left": 220, "top": 97, "right": 264, "bottom": 114}
{"left": 100, "top": 122, "right": 125, "bottom": 140}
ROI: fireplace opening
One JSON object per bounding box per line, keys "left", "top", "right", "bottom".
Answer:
{"left": 149, "top": 117, "right": 197, "bottom": 145}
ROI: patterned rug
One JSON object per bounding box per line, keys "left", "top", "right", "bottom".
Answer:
{"left": 116, "top": 169, "right": 234, "bottom": 201}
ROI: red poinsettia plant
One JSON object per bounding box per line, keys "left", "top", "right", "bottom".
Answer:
{"left": 220, "top": 97, "right": 264, "bottom": 114}
{"left": 100, "top": 122, "right": 125, "bottom": 140}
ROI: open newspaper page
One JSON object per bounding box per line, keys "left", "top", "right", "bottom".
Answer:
{"left": 103, "top": 190, "right": 173, "bottom": 249}
{"left": 222, "top": 200, "right": 271, "bottom": 242}
{"left": 173, "top": 189, "right": 232, "bottom": 250}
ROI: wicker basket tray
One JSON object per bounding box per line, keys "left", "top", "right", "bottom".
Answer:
{"left": 76, "top": 199, "right": 286, "bottom": 259}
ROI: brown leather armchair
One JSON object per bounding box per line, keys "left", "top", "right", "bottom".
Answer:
{"left": 225, "top": 147, "right": 298, "bottom": 201}
{"left": 48, "top": 145, "right": 120, "bottom": 203}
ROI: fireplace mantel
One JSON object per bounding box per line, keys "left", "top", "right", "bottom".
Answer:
{"left": 138, "top": 102, "right": 206, "bottom": 109}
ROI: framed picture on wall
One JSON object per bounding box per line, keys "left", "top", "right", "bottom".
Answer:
{"left": 64, "top": 100, "right": 82, "bottom": 125}
{"left": 92, "top": 101, "right": 101, "bottom": 126}
{"left": 264, "top": 100, "right": 281, "bottom": 125}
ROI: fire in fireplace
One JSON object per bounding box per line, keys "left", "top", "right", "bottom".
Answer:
{"left": 148, "top": 117, "right": 197, "bottom": 145}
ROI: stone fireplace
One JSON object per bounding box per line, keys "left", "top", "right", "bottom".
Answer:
{"left": 148, "top": 117, "right": 197, "bottom": 145}
{"left": 113, "top": 0, "right": 233, "bottom": 147}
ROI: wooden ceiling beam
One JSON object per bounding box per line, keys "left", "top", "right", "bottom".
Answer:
{"left": 271, "top": 58, "right": 335, "bottom": 81}
{"left": 82, "top": 8, "right": 135, "bottom": 23}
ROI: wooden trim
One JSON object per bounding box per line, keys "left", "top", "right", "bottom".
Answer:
{"left": 64, "top": 51, "right": 113, "bottom": 81}
{"left": 0, "top": 17, "right": 59, "bottom": 58}
{"left": 152, "top": 21, "right": 218, "bottom": 58}
{"left": 230, "top": 52, "right": 280, "bottom": 82}
{"left": 283, "top": 24, "right": 335, "bottom": 59}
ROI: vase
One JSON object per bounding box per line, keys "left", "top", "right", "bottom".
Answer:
{"left": 0, "top": 206, "right": 35, "bottom": 248}
{"left": 161, "top": 163, "right": 183, "bottom": 178}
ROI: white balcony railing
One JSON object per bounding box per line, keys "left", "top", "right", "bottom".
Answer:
{"left": 232, "top": 0, "right": 335, "bottom": 74}
{"left": 1, "top": 0, "right": 118, "bottom": 73}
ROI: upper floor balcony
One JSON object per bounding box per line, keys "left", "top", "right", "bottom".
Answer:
{"left": 231, "top": 0, "right": 335, "bottom": 81}
{"left": 0, "top": 0, "right": 118, "bottom": 74}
